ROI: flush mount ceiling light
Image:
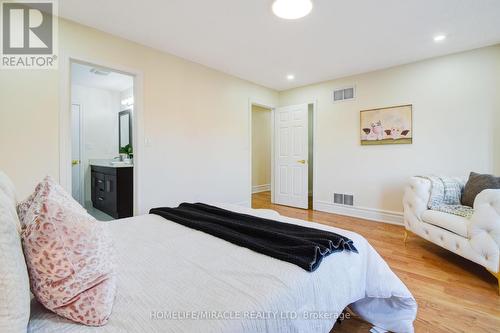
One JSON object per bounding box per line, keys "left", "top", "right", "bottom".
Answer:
{"left": 286, "top": 74, "right": 295, "bottom": 80}
{"left": 272, "top": 0, "right": 313, "bottom": 20}
{"left": 433, "top": 34, "right": 447, "bottom": 42}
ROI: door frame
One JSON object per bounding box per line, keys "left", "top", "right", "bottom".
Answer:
{"left": 248, "top": 99, "right": 318, "bottom": 209}
{"left": 59, "top": 54, "right": 144, "bottom": 215}
{"left": 71, "top": 103, "right": 85, "bottom": 205}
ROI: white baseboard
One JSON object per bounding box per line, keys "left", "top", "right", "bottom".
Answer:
{"left": 252, "top": 184, "right": 271, "bottom": 194}
{"left": 314, "top": 200, "right": 404, "bottom": 226}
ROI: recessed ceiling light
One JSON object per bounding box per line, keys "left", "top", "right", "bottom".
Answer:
{"left": 272, "top": 0, "right": 313, "bottom": 20}
{"left": 433, "top": 34, "right": 447, "bottom": 42}
{"left": 286, "top": 74, "right": 295, "bottom": 80}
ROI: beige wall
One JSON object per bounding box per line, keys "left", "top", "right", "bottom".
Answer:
{"left": 0, "top": 19, "right": 278, "bottom": 211}
{"left": 1, "top": 17, "right": 498, "bottom": 219}
{"left": 0, "top": 70, "right": 59, "bottom": 198}
{"left": 496, "top": 112, "right": 500, "bottom": 175}
{"left": 280, "top": 45, "right": 500, "bottom": 215}
{"left": 495, "top": 53, "right": 500, "bottom": 175}
{"left": 252, "top": 106, "right": 272, "bottom": 188}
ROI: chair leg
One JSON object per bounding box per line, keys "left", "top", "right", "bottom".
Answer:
{"left": 403, "top": 230, "right": 409, "bottom": 245}
{"left": 488, "top": 270, "right": 500, "bottom": 296}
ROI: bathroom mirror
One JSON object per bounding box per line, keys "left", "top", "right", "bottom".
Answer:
{"left": 119, "top": 110, "right": 132, "bottom": 151}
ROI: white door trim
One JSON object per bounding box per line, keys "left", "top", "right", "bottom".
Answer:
{"left": 248, "top": 99, "right": 317, "bottom": 209}
{"left": 59, "top": 54, "right": 144, "bottom": 215}
{"left": 310, "top": 100, "right": 318, "bottom": 211}
{"left": 71, "top": 103, "right": 85, "bottom": 205}
{"left": 299, "top": 100, "right": 319, "bottom": 210}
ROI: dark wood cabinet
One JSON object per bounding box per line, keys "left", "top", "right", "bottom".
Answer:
{"left": 91, "top": 165, "right": 133, "bottom": 219}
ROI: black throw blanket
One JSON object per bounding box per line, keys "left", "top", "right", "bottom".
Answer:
{"left": 150, "top": 203, "right": 357, "bottom": 272}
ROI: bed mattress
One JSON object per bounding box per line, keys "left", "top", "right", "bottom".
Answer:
{"left": 28, "top": 204, "right": 417, "bottom": 333}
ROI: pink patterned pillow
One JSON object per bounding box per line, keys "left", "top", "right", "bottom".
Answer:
{"left": 20, "top": 176, "right": 116, "bottom": 326}
{"left": 17, "top": 180, "right": 58, "bottom": 227}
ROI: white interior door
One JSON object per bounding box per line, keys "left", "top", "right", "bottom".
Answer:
{"left": 71, "top": 104, "right": 83, "bottom": 205}
{"left": 273, "top": 103, "right": 309, "bottom": 209}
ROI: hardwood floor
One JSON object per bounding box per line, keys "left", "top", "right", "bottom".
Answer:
{"left": 252, "top": 191, "right": 500, "bottom": 333}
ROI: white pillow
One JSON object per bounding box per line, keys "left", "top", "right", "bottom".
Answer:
{"left": 0, "top": 171, "right": 17, "bottom": 203}
{"left": 0, "top": 171, "right": 21, "bottom": 232}
{"left": 0, "top": 187, "right": 31, "bottom": 332}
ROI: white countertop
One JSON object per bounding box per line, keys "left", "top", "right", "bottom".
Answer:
{"left": 89, "top": 159, "right": 133, "bottom": 168}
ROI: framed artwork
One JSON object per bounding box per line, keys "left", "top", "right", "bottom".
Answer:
{"left": 360, "top": 104, "right": 413, "bottom": 145}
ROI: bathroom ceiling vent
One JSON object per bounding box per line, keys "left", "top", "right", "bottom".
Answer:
{"left": 333, "top": 86, "right": 355, "bottom": 103}
{"left": 90, "top": 68, "right": 111, "bottom": 76}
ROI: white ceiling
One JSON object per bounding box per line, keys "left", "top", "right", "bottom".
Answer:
{"left": 60, "top": 0, "right": 500, "bottom": 91}
{"left": 71, "top": 63, "right": 133, "bottom": 91}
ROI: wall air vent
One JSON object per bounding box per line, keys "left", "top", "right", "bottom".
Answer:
{"left": 333, "top": 86, "right": 355, "bottom": 102}
{"left": 90, "top": 68, "right": 111, "bottom": 76}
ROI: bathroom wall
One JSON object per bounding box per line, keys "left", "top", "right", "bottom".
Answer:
{"left": 120, "top": 87, "right": 134, "bottom": 111}
{"left": 71, "top": 84, "right": 121, "bottom": 204}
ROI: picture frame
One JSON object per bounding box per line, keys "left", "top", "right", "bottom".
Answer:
{"left": 360, "top": 104, "right": 413, "bottom": 145}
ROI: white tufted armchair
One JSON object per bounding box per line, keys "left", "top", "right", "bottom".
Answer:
{"left": 403, "top": 177, "right": 500, "bottom": 294}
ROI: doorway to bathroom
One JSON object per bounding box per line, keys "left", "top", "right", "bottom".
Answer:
{"left": 70, "top": 61, "right": 135, "bottom": 221}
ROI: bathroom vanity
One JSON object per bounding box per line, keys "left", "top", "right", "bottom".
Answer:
{"left": 90, "top": 160, "right": 133, "bottom": 219}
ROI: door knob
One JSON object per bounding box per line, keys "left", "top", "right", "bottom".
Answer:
{"left": 72, "top": 160, "right": 80, "bottom": 166}
{"left": 297, "top": 160, "right": 307, "bottom": 164}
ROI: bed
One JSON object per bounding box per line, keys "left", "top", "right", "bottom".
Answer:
{"left": 27, "top": 203, "right": 417, "bottom": 333}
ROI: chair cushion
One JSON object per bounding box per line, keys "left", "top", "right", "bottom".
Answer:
{"left": 0, "top": 175, "right": 31, "bottom": 333}
{"left": 421, "top": 210, "right": 469, "bottom": 238}
{"left": 20, "top": 176, "right": 116, "bottom": 326}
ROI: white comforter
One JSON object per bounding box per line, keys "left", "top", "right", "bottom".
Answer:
{"left": 28, "top": 204, "right": 417, "bottom": 333}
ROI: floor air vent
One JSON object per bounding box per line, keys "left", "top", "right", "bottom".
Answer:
{"left": 333, "top": 193, "right": 354, "bottom": 206}
{"left": 343, "top": 195, "right": 354, "bottom": 206}
{"left": 334, "top": 193, "right": 344, "bottom": 204}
